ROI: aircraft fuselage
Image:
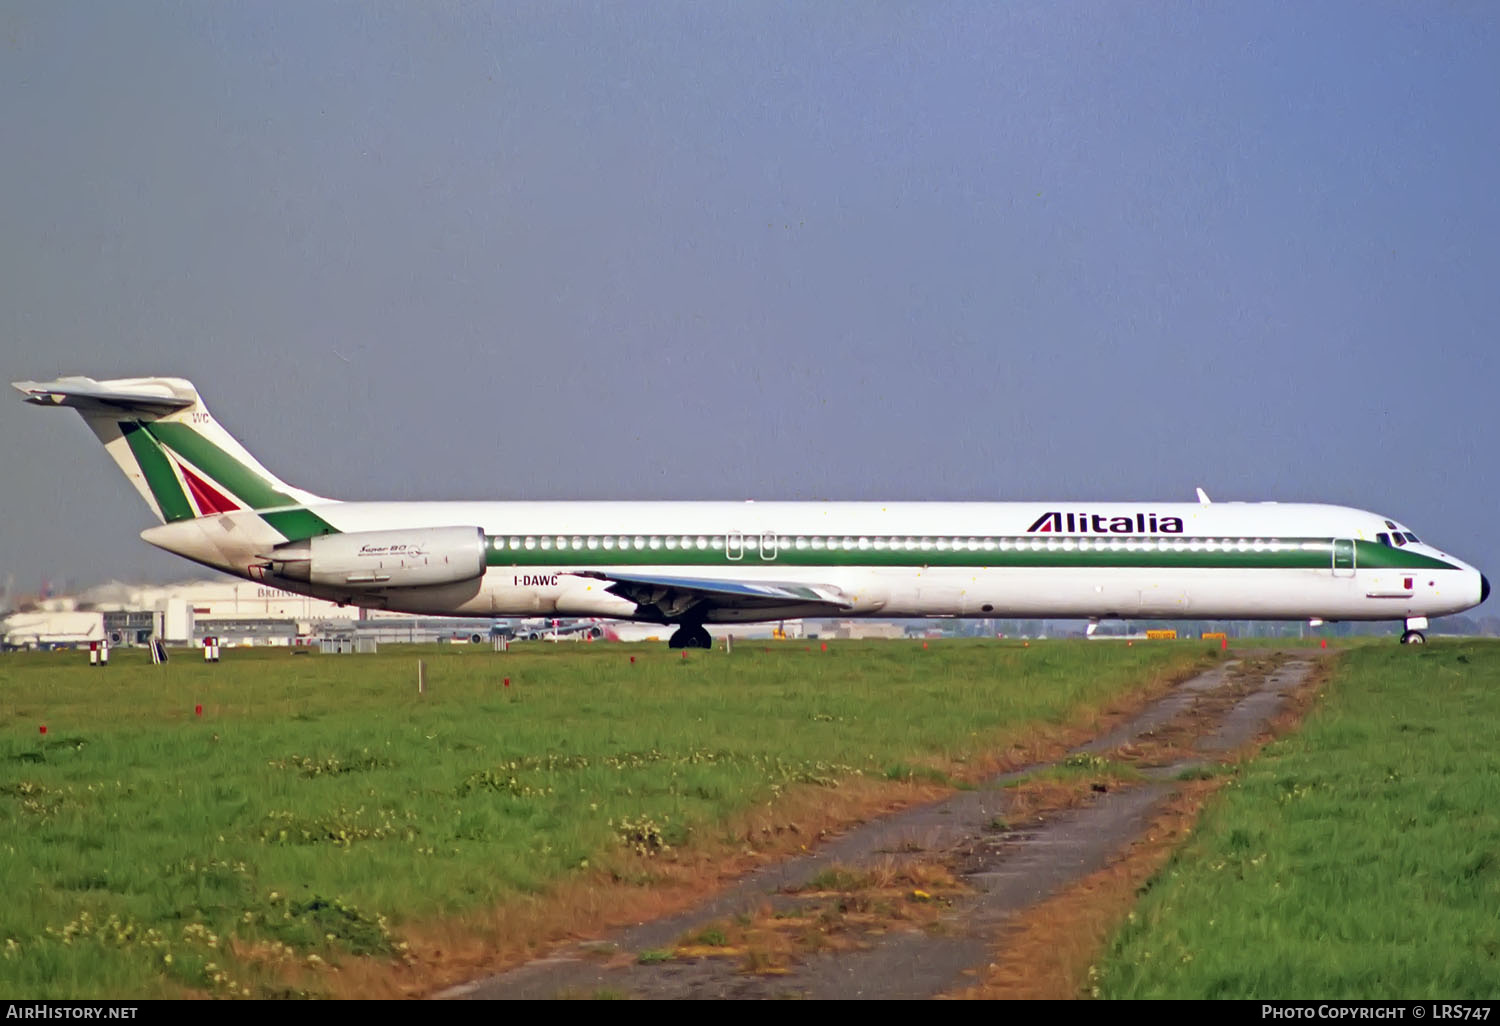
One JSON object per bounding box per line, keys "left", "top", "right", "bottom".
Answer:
{"left": 140, "top": 499, "right": 1488, "bottom": 625}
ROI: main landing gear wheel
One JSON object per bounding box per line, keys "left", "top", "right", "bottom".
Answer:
{"left": 1400, "top": 630, "right": 1427, "bottom": 645}
{"left": 667, "top": 625, "right": 713, "bottom": 649}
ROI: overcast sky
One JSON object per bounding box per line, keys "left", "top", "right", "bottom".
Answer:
{"left": 2, "top": 2, "right": 1496, "bottom": 606}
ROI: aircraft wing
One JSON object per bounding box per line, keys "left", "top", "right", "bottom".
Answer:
{"left": 569, "top": 570, "right": 854, "bottom": 619}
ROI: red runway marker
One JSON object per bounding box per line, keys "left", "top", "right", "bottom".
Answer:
{"left": 1320, "top": 639, "right": 1327, "bottom": 649}
{"left": 195, "top": 704, "right": 203, "bottom": 716}
{"left": 629, "top": 655, "right": 635, "bottom": 665}
{"left": 39, "top": 725, "right": 46, "bottom": 735}
{"left": 820, "top": 642, "right": 827, "bottom": 652}
{"left": 1221, "top": 638, "right": 1228, "bottom": 651}
{"left": 503, "top": 677, "right": 511, "bottom": 688}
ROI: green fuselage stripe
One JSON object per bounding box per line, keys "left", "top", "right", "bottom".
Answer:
{"left": 260, "top": 508, "right": 339, "bottom": 541}
{"left": 121, "top": 423, "right": 194, "bottom": 522}
{"left": 481, "top": 536, "right": 1458, "bottom": 572}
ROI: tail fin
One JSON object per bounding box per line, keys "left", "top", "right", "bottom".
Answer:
{"left": 13, "top": 376, "right": 334, "bottom": 530}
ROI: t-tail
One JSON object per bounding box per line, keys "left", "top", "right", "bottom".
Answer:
{"left": 12, "top": 376, "right": 337, "bottom": 542}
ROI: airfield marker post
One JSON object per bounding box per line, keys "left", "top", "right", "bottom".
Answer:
{"left": 89, "top": 642, "right": 98, "bottom": 667}
{"left": 418, "top": 660, "right": 426, "bottom": 695}
{"left": 99, "top": 642, "right": 108, "bottom": 666}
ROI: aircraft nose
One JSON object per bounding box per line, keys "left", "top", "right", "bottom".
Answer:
{"left": 1483, "top": 574, "right": 1491, "bottom": 605}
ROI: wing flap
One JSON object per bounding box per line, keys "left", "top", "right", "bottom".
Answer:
{"left": 569, "top": 570, "right": 853, "bottom": 616}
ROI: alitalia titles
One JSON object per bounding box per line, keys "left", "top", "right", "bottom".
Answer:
{"left": 1027, "top": 511, "right": 1185, "bottom": 535}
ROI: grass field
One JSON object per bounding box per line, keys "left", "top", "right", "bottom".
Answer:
{"left": 0, "top": 638, "right": 1206, "bottom": 998}
{"left": 1097, "top": 639, "right": 1500, "bottom": 998}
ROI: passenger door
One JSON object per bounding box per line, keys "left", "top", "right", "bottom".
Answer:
{"left": 1332, "top": 538, "right": 1356, "bottom": 578}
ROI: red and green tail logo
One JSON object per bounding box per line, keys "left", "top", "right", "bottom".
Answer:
{"left": 120, "top": 421, "right": 334, "bottom": 539}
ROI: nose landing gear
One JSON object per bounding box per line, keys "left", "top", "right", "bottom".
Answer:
{"left": 1400, "top": 616, "right": 1429, "bottom": 645}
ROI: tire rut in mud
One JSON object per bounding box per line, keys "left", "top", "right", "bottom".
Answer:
{"left": 440, "top": 651, "right": 1321, "bottom": 1000}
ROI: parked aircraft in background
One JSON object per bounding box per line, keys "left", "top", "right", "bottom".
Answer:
{"left": 15, "top": 376, "right": 1488, "bottom": 647}
{"left": 498, "top": 618, "right": 606, "bottom": 641}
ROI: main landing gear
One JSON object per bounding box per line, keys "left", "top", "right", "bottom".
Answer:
{"left": 1400, "top": 617, "right": 1428, "bottom": 646}
{"left": 667, "top": 624, "right": 713, "bottom": 650}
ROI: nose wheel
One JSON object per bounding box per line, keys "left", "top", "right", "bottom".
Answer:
{"left": 668, "top": 625, "right": 713, "bottom": 649}
{"left": 1400, "top": 630, "right": 1427, "bottom": 645}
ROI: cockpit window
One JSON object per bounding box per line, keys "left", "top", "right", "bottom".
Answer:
{"left": 1404, "top": 532, "right": 1420, "bottom": 544}
{"left": 1385, "top": 520, "right": 1398, "bottom": 530}
{"left": 1376, "top": 532, "right": 1391, "bottom": 546}
{"left": 1393, "top": 534, "right": 1407, "bottom": 547}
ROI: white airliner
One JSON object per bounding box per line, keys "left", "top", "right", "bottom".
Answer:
{"left": 14, "top": 376, "right": 1488, "bottom": 647}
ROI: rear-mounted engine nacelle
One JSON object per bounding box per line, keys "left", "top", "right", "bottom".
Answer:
{"left": 262, "top": 526, "right": 486, "bottom": 589}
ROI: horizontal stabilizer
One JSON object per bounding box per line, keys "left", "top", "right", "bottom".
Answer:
{"left": 13, "top": 376, "right": 195, "bottom": 415}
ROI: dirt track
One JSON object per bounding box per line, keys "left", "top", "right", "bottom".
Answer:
{"left": 438, "top": 652, "right": 1319, "bottom": 1000}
